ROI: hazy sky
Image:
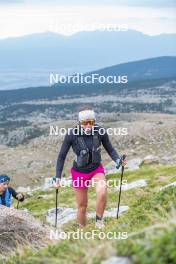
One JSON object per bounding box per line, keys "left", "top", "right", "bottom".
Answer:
{"left": 0, "top": 0, "right": 175, "bottom": 38}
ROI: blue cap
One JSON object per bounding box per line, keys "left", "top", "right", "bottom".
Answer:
{"left": 0, "top": 175, "right": 10, "bottom": 183}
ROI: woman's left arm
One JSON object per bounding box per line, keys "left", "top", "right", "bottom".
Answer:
{"left": 101, "top": 132, "right": 120, "bottom": 162}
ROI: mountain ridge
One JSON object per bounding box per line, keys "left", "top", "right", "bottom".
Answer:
{"left": 0, "top": 30, "right": 175, "bottom": 71}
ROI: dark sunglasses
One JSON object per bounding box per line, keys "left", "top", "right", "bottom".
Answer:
{"left": 80, "top": 119, "right": 95, "bottom": 126}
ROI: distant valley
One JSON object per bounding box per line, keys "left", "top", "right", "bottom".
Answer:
{"left": 0, "top": 56, "right": 176, "bottom": 146}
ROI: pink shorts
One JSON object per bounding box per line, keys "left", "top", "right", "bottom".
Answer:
{"left": 70, "top": 164, "right": 105, "bottom": 189}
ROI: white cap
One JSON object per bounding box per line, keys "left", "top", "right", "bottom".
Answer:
{"left": 78, "top": 109, "right": 96, "bottom": 122}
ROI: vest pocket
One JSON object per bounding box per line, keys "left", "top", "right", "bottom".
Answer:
{"left": 92, "top": 148, "right": 101, "bottom": 164}
{"left": 77, "top": 150, "right": 89, "bottom": 167}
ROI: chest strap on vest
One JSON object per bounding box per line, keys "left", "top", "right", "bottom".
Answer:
{"left": 77, "top": 134, "right": 101, "bottom": 152}
{"left": 77, "top": 136, "right": 89, "bottom": 152}
{"left": 92, "top": 134, "right": 101, "bottom": 151}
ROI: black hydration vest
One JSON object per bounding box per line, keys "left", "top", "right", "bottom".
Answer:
{"left": 75, "top": 133, "right": 101, "bottom": 167}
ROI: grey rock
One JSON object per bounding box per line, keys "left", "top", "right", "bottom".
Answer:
{"left": 101, "top": 256, "right": 131, "bottom": 264}
{"left": 105, "top": 158, "right": 142, "bottom": 176}
{"left": 116, "top": 179, "right": 147, "bottom": 191}
{"left": 160, "top": 181, "right": 176, "bottom": 191}
{"left": 0, "top": 205, "right": 50, "bottom": 255}
{"left": 142, "top": 155, "right": 160, "bottom": 165}
{"left": 125, "top": 158, "right": 143, "bottom": 171}
{"left": 16, "top": 186, "right": 31, "bottom": 193}
{"left": 46, "top": 206, "right": 129, "bottom": 226}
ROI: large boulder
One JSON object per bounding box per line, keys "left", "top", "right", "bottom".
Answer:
{"left": 141, "top": 155, "right": 160, "bottom": 165}
{"left": 0, "top": 205, "right": 50, "bottom": 256}
{"left": 104, "top": 158, "right": 142, "bottom": 175}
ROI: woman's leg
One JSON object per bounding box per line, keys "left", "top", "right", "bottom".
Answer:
{"left": 74, "top": 188, "right": 88, "bottom": 228}
{"left": 92, "top": 173, "right": 107, "bottom": 218}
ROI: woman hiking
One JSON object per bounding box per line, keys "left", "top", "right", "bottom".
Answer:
{"left": 55, "top": 107, "right": 127, "bottom": 228}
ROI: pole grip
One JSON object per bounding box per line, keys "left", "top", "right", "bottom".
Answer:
{"left": 116, "top": 154, "right": 127, "bottom": 169}
{"left": 121, "top": 154, "right": 127, "bottom": 161}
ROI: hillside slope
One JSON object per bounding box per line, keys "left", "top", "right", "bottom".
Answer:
{"left": 3, "top": 163, "right": 176, "bottom": 264}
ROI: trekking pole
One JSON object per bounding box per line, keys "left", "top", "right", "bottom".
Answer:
{"left": 116, "top": 155, "right": 127, "bottom": 219}
{"left": 55, "top": 189, "right": 59, "bottom": 228}
{"left": 16, "top": 200, "right": 19, "bottom": 209}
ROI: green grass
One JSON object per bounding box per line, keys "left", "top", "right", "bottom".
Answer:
{"left": 3, "top": 164, "right": 176, "bottom": 264}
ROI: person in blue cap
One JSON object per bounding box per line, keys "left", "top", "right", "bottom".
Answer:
{"left": 0, "top": 175, "right": 24, "bottom": 207}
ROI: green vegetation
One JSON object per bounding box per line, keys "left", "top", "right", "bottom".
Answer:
{"left": 3, "top": 164, "right": 176, "bottom": 264}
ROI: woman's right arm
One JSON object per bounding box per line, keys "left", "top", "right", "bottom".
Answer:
{"left": 56, "top": 133, "right": 72, "bottom": 180}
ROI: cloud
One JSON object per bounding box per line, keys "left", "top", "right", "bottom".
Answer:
{"left": 0, "top": 0, "right": 22, "bottom": 2}
{"left": 0, "top": 0, "right": 23, "bottom": 4}
{"left": 0, "top": 4, "right": 175, "bottom": 39}
{"left": 0, "top": 1, "right": 175, "bottom": 39}
{"left": 0, "top": 0, "right": 175, "bottom": 7}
